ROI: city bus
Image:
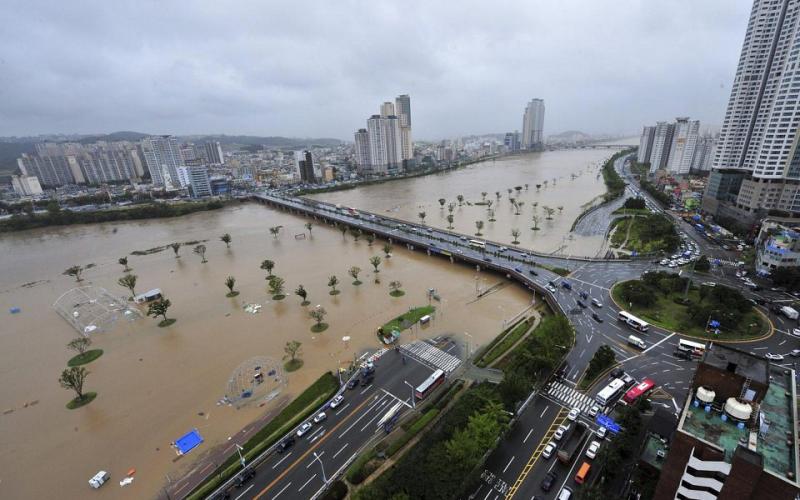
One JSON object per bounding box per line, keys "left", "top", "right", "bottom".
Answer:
{"left": 415, "top": 369, "right": 445, "bottom": 400}
{"left": 622, "top": 378, "right": 656, "bottom": 404}
{"left": 617, "top": 311, "right": 650, "bottom": 332}
{"left": 468, "top": 240, "right": 486, "bottom": 250}
{"left": 595, "top": 378, "right": 626, "bottom": 406}
{"left": 677, "top": 339, "right": 706, "bottom": 357}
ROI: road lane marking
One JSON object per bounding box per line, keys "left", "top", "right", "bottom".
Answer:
{"left": 252, "top": 397, "right": 372, "bottom": 500}
{"left": 234, "top": 484, "right": 254, "bottom": 500}
{"left": 505, "top": 407, "right": 568, "bottom": 499}
{"left": 339, "top": 394, "right": 388, "bottom": 438}
{"left": 272, "top": 482, "right": 292, "bottom": 499}
{"left": 298, "top": 474, "right": 316, "bottom": 492}
{"left": 523, "top": 428, "right": 534, "bottom": 444}
{"left": 502, "top": 456, "right": 515, "bottom": 473}
{"left": 333, "top": 442, "right": 349, "bottom": 459}
{"left": 539, "top": 405, "right": 549, "bottom": 419}
{"left": 272, "top": 451, "right": 292, "bottom": 469}
{"left": 306, "top": 451, "right": 324, "bottom": 468}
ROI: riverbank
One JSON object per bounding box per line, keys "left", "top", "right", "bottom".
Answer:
{"left": 0, "top": 199, "right": 232, "bottom": 232}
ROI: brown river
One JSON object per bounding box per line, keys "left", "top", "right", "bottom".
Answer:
{"left": 0, "top": 147, "right": 624, "bottom": 499}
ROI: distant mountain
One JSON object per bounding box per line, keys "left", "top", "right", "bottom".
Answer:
{"left": 180, "top": 134, "right": 343, "bottom": 149}
{"left": 77, "top": 131, "right": 150, "bottom": 144}
{"left": 549, "top": 130, "right": 591, "bottom": 140}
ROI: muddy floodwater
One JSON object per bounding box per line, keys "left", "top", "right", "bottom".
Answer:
{"left": 0, "top": 203, "right": 532, "bottom": 499}
{"left": 311, "top": 149, "right": 627, "bottom": 257}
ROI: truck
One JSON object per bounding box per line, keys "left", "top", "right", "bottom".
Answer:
{"left": 88, "top": 471, "right": 110, "bottom": 489}
{"left": 557, "top": 422, "right": 589, "bottom": 464}
{"left": 781, "top": 306, "right": 799, "bottom": 320}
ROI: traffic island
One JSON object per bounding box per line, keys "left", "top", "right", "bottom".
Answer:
{"left": 66, "top": 392, "right": 97, "bottom": 410}
{"left": 610, "top": 274, "right": 769, "bottom": 341}
{"left": 67, "top": 349, "right": 104, "bottom": 367}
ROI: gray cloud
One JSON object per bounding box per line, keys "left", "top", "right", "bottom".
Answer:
{"left": 0, "top": 0, "right": 751, "bottom": 139}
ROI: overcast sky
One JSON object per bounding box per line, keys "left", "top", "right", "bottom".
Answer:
{"left": 0, "top": 1, "right": 751, "bottom": 140}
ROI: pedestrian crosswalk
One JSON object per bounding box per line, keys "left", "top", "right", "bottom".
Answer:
{"left": 400, "top": 340, "right": 461, "bottom": 374}
{"left": 545, "top": 381, "right": 596, "bottom": 413}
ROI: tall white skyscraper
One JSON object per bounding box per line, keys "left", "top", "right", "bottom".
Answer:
{"left": 380, "top": 102, "right": 395, "bottom": 118}
{"left": 382, "top": 115, "right": 403, "bottom": 170}
{"left": 706, "top": 0, "right": 800, "bottom": 216}
{"left": 637, "top": 126, "right": 656, "bottom": 164}
{"left": 648, "top": 122, "right": 675, "bottom": 173}
{"left": 521, "top": 98, "right": 545, "bottom": 150}
{"left": 667, "top": 118, "right": 700, "bottom": 175}
{"left": 141, "top": 136, "right": 185, "bottom": 189}
{"left": 354, "top": 128, "right": 371, "bottom": 172}
{"left": 395, "top": 94, "right": 413, "bottom": 160}
{"left": 355, "top": 95, "right": 413, "bottom": 175}
{"left": 367, "top": 115, "right": 388, "bottom": 174}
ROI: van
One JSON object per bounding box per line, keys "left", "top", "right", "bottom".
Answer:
{"left": 628, "top": 335, "right": 646, "bottom": 349}
{"left": 419, "top": 315, "right": 431, "bottom": 324}
{"left": 574, "top": 462, "right": 591, "bottom": 484}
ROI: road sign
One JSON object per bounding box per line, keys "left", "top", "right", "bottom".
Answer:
{"left": 595, "top": 413, "right": 621, "bottom": 434}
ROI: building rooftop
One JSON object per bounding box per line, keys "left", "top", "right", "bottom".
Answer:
{"left": 679, "top": 363, "right": 798, "bottom": 484}
{"left": 701, "top": 343, "right": 770, "bottom": 386}
{"left": 641, "top": 433, "right": 669, "bottom": 470}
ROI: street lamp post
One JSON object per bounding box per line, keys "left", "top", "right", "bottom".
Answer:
{"left": 464, "top": 331, "right": 473, "bottom": 360}
{"left": 235, "top": 444, "right": 246, "bottom": 468}
{"left": 404, "top": 380, "right": 416, "bottom": 409}
{"left": 313, "top": 451, "right": 328, "bottom": 483}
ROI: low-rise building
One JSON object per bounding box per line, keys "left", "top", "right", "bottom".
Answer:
{"left": 755, "top": 219, "right": 800, "bottom": 274}
{"left": 653, "top": 344, "right": 799, "bottom": 499}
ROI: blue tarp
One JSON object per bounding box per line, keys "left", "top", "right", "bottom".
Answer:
{"left": 175, "top": 428, "right": 203, "bottom": 455}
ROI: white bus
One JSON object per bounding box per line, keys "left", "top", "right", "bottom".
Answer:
{"left": 677, "top": 339, "right": 706, "bottom": 357}
{"left": 468, "top": 239, "right": 486, "bottom": 250}
{"left": 617, "top": 311, "right": 650, "bottom": 332}
{"left": 595, "top": 378, "right": 626, "bottom": 406}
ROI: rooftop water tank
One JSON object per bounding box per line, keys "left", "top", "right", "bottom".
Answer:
{"left": 696, "top": 386, "right": 715, "bottom": 404}
{"left": 724, "top": 398, "right": 753, "bottom": 421}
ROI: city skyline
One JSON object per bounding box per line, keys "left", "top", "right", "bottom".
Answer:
{"left": 1, "top": 1, "right": 750, "bottom": 139}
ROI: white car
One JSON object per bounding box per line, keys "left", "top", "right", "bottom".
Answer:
{"left": 588, "top": 405, "right": 600, "bottom": 418}
{"left": 329, "top": 395, "right": 344, "bottom": 409}
{"left": 792, "top": 329, "right": 800, "bottom": 338}
{"left": 791, "top": 349, "right": 800, "bottom": 357}
{"left": 313, "top": 411, "right": 327, "bottom": 424}
{"left": 659, "top": 259, "right": 669, "bottom": 266}
{"left": 546, "top": 285, "right": 557, "bottom": 293}
{"left": 591, "top": 299, "right": 603, "bottom": 308}
{"left": 596, "top": 426, "right": 607, "bottom": 439}
{"left": 554, "top": 424, "right": 569, "bottom": 441}
{"left": 296, "top": 422, "right": 313, "bottom": 437}
{"left": 765, "top": 353, "right": 785, "bottom": 361}
{"left": 585, "top": 440, "right": 601, "bottom": 459}
{"left": 567, "top": 408, "right": 580, "bottom": 421}
{"left": 542, "top": 441, "right": 557, "bottom": 459}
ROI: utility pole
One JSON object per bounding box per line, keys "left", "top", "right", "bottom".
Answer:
{"left": 313, "top": 451, "right": 327, "bottom": 483}
{"left": 404, "top": 380, "right": 416, "bottom": 409}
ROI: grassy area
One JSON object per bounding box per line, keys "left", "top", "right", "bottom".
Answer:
{"left": 284, "top": 359, "right": 303, "bottom": 372}
{"left": 66, "top": 392, "right": 97, "bottom": 409}
{"left": 611, "top": 207, "right": 651, "bottom": 216}
{"left": 539, "top": 265, "right": 570, "bottom": 276}
{"left": 187, "top": 372, "right": 339, "bottom": 500}
{"left": 475, "top": 317, "right": 532, "bottom": 368}
{"left": 609, "top": 215, "right": 679, "bottom": 253}
{"left": 381, "top": 305, "right": 435, "bottom": 333}
{"left": 67, "top": 349, "right": 104, "bottom": 367}
{"left": 611, "top": 281, "right": 767, "bottom": 340}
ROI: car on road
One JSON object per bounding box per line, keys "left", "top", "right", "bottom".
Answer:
{"left": 562, "top": 281, "right": 572, "bottom": 290}
{"left": 313, "top": 411, "right": 327, "bottom": 423}
{"left": 591, "top": 312, "right": 603, "bottom": 323}
{"left": 276, "top": 436, "right": 295, "bottom": 453}
{"left": 702, "top": 281, "right": 716, "bottom": 287}
{"left": 483, "top": 257, "right": 492, "bottom": 263}
{"left": 591, "top": 298, "right": 603, "bottom": 308}
{"left": 234, "top": 468, "right": 256, "bottom": 488}
{"left": 610, "top": 367, "right": 624, "bottom": 379}
{"left": 765, "top": 353, "right": 785, "bottom": 361}
{"left": 546, "top": 285, "right": 557, "bottom": 293}
{"left": 621, "top": 373, "right": 635, "bottom": 388}
{"left": 792, "top": 349, "right": 800, "bottom": 357}
{"left": 576, "top": 300, "right": 587, "bottom": 309}
{"left": 567, "top": 408, "right": 580, "bottom": 421}
{"left": 585, "top": 440, "right": 601, "bottom": 459}
{"left": 659, "top": 259, "right": 669, "bottom": 266}
{"left": 554, "top": 424, "right": 569, "bottom": 441}
{"left": 329, "top": 395, "right": 344, "bottom": 409}
{"left": 557, "top": 486, "right": 573, "bottom": 500}
{"left": 296, "top": 422, "right": 313, "bottom": 437}
{"left": 596, "top": 426, "right": 607, "bottom": 439}
{"left": 541, "top": 472, "right": 557, "bottom": 492}
{"left": 347, "top": 378, "right": 359, "bottom": 390}
{"left": 792, "top": 328, "right": 800, "bottom": 338}
{"left": 514, "top": 267, "right": 523, "bottom": 273}
{"left": 542, "top": 441, "right": 557, "bottom": 459}
{"left": 529, "top": 269, "right": 539, "bottom": 276}
{"left": 588, "top": 405, "right": 599, "bottom": 417}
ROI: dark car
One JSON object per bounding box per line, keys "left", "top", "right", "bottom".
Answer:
{"left": 276, "top": 437, "right": 295, "bottom": 454}
{"left": 579, "top": 291, "right": 589, "bottom": 300}
{"left": 529, "top": 269, "right": 539, "bottom": 276}
{"left": 576, "top": 300, "right": 587, "bottom": 309}
{"left": 361, "top": 374, "right": 374, "bottom": 387}
{"left": 561, "top": 281, "right": 572, "bottom": 290}
{"left": 540, "top": 472, "right": 557, "bottom": 492}
{"left": 610, "top": 367, "right": 624, "bottom": 379}
{"left": 234, "top": 468, "right": 256, "bottom": 488}
{"left": 770, "top": 304, "right": 783, "bottom": 314}
{"left": 673, "top": 350, "right": 691, "bottom": 360}
{"left": 592, "top": 312, "right": 603, "bottom": 323}
{"left": 514, "top": 267, "right": 523, "bottom": 273}
{"left": 556, "top": 361, "right": 570, "bottom": 379}
{"left": 483, "top": 257, "right": 492, "bottom": 263}
{"left": 347, "top": 378, "right": 359, "bottom": 390}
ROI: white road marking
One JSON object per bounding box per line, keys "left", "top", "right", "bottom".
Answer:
{"left": 503, "top": 456, "right": 515, "bottom": 473}
{"left": 540, "top": 405, "right": 550, "bottom": 419}
{"left": 306, "top": 451, "right": 324, "bottom": 468}
{"left": 523, "top": 428, "right": 534, "bottom": 443}
{"left": 333, "top": 442, "right": 349, "bottom": 459}
{"left": 272, "top": 482, "right": 292, "bottom": 499}
{"left": 272, "top": 451, "right": 293, "bottom": 469}
{"left": 298, "top": 474, "right": 317, "bottom": 492}
{"left": 234, "top": 484, "right": 254, "bottom": 500}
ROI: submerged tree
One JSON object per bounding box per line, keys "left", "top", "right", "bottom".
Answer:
{"left": 269, "top": 226, "right": 282, "bottom": 239}
{"left": 418, "top": 211, "right": 426, "bottom": 224}
{"left": 475, "top": 220, "right": 484, "bottom": 236}
{"left": 59, "top": 366, "right": 90, "bottom": 402}
{"left": 511, "top": 228, "right": 521, "bottom": 244}
{"left": 225, "top": 276, "right": 238, "bottom": 297}
{"left": 349, "top": 266, "right": 362, "bottom": 285}
{"left": 438, "top": 198, "right": 446, "bottom": 209}
{"left": 170, "top": 242, "right": 182, "bottom": 258}
{"left": 531, "top": 215, "right": 541, "bottom": 231}
{"left": 305, "top": 222, "right": 313, "bottom": 236}
{"left": 147, "top": 298, "right": 174, "bottom": 326}
{"left": 220, "top": 233, "right": 232, "bottom": 248}
{"left": 456, "top": 194, "right": 464, "bottom": 206}
{"left": 67, "top": 336, "right": 92, "bottom": 356}
{"left": 389, "top": 280, "right": 405, "bottom": 297}
{"left": 118, "top": 256, "right": 131, "bottom": 272}
{"left": 117, "top": 273, "right": 138, "bottom": 298}
{"left": 193, "top": 244, "right": 207, "bottom": 263}
{"left": 283, "top": 340, "right": 303, "bottom": 371}
{"left": 260, "top": 259, "right": 275, "bottom": 277}
{"left": 446, "top": 214, "right": 455, "bottom": 229}
{"left": 269, "top": 276, "right": 286, "bottom": 299}
{"left": 294, "top": 284, "right": 309, "bottom": 305}
{"left": 383, "top": 243, "right": 393, "bottom": 258}
{"left": 327, "top": 275, "right": 340, "bottom": 295}
{"left": 370, "top": 255, "right": 382, "bottom": 272}
{"left": 309, "top": 306, "right": 328, "bottom": 332}
{"left": 64, "top": 265, "right": 84, "bottom": 282}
